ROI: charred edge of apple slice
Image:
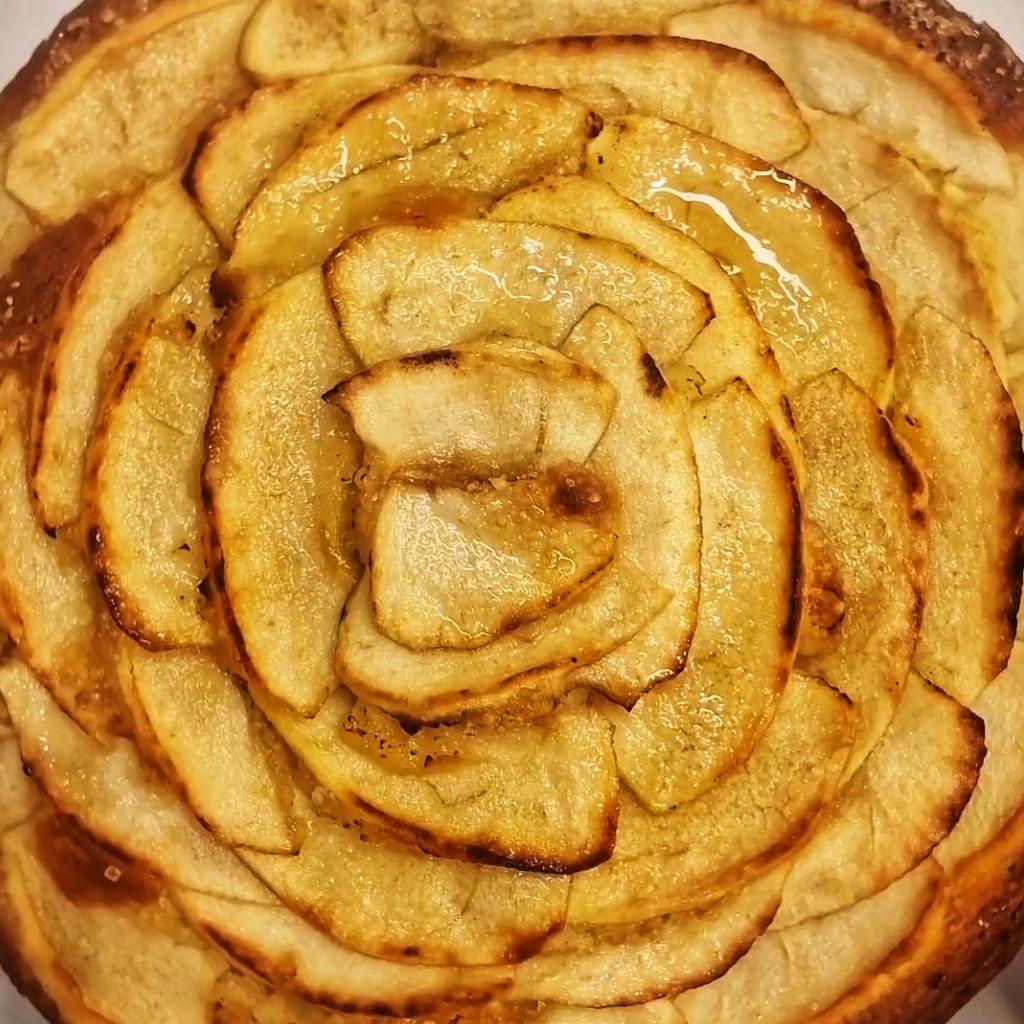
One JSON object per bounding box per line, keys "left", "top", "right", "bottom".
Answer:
{"left": 767, "top": 430, "right": 805, "bottom": 655}
{"left": 353, "top": 796, "right": 620, "bottom": 876}
{"left": 930, "top": 687, "right": 988, "bottom": 837}
{"left": 995, "top": 393, "right": 1024, "bottom": 681}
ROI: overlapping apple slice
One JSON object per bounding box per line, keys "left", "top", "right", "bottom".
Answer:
{"left": 588, "top": 115, "right": 895, "bottom": 402}
{"left": 225, "top": 76, "right": 601, "bottom": 294}
{"left": 85, "top": 270, "right": 217, "bottom": 651}
{"left": 488, "top": 177, "right": 791, "bottom": 447}
{"left": 467, "top": 34, "right": 808, "bottom": 163}
{"left": 331, "top": 341, "right": 616, "bottom": 479}
{"left": 4, "top": 0, "right": 252, "bottom": 222}
{"left": 203, "top": 270, "right": 362, "bottom": 715}
{"left": 560, "top": 309, "right": 701, "bottom": 705}
{"left": 892, "top": 306, "right": 1024, "bottom": 704}
{"left": 327, "top": 219, "right": 709, "bottom": 366}
{"left": 616, "top": 379, "right": 801, "bottom": 812}
{"left": 789, "top": 370, "right": 927, "bottom": 769}
{"left": 29, "top": 178, "right": 219, "bottom": 531}
{"left": 240, "top": 0, "right": 430, "bottom": 82}
{"left": 570, "top": 672, "right": 852, "bottom": 926}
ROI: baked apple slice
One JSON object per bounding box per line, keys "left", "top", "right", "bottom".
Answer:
{"left": 240, "top": 0, "right": 430, "bottom": 82}
{"left": 571, "top": 671, "right": 853, "bottom": 926}
{"left": 203, "top": 270, "right": 362, "bottom": 715}
{"left": 370, "top": 476, "right": 616, "bottom": 651}
{"left": 588, "top": 115, "right": 895, "bottom": 402}
{"left": 85, "top": 270, "right": 217, "bottom": 651}
{"left": 331, "top": 341, "right": 616, "bottom": 478}
{"left": 561, "top": 309, "right": 701, "bottom": 706}
{"left": 892, "top": 306, "right": 1024, "bottom": 704}
{"left": 30, "top": 178, "right": 219, "bottom": 531}
{"left": 5, "top": 1, "right": 251, "bottom": 222}
{"left": 327, "top": 218, "right": 710, "bottom": 367}
{"left": 789, "top": 370, "right": 927, "bottom": 771}
{"left": 616, "top": 380, "right": 801, "bottom": 812}
{"left": 187, "top": 66, "right": 415, "bottom": 245}
{"left": 468, "top": 34, "right": 808, "bottom": 163}
{"left": 226, "top": 76, "right": 600, "bottom": 293}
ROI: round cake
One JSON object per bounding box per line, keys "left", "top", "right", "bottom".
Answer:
{"left": 1, "top": 2, "right": 1023, "bottom": 1023}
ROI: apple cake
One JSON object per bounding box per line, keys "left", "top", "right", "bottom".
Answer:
{"left": 0, "top": 1, "right": 1023, "bottom": 1022}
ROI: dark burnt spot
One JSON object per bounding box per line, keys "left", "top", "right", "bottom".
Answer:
{"left": 550, "top": 468, "right": 611, "bottom": 519}
{"left": 209, "top": 266, "right": 243, "bottom": 310}
{"left": 402, "top": 945, "right": 419, "bottom": 958}
{"left": 585, "top": 110, "right": 605, "bottom": 139}
{"left": 400, "top": 348, "right": 459, "bottom": 368}
{"left": 505, "top": 919, "right": 564, "bottom": 963}
{"left": 640, "top": 352, "right": 668, "bottom": 397}
{"left": 33, "top": 814, "right": 161, "bottom": 907}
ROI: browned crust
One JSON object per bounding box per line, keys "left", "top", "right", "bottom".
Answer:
{"left": 0, "top": 0, "right": 181, "bottom": 134}
{"left": 811, "top": 801, "right": 1024, "bottom": 1024}
{"left": 826, "top": 0, "right": 1024, "bottom": 148}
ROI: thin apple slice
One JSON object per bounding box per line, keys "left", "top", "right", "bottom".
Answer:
{"left": 261, "top": 689, "right": 619, "bottom": 873}
{"left": 240, "top": 0, "right": 430, "bottom": 82}
{"left": 675, "top": 862, "right": 942, "bottom": 1024}
{"left": 0, "top": 376, "right": 125, "bottom": 741}
{"left": 337, "top": 562, "right": 669, "bottom": 716}
{"left": 5, "top": 1, "right": 252, "bottom": 222}
{"left": 561, "top": 309, "right": 700, "bottom": 706}
{"left": 331, "top": 341, "right": 617, "bottom": 478}
{"left": 186, "top": 66, "right": 415, "bottom": 245}
{"left": 588, "top": 115, "right": 895, "bottom": 402}
{"left": 616, "top": 380, "right": 802, "bottom": 812}
{"left": 85, "top": 270, "right": 217, "bottom": 651}
{"left": 666, "top": 2, "right": 1013, "bottom": 192}
{"left": 121, "top": 644, "right": 296, "bottom": 855}
{"left": 508, "top": 868, "right": 783, "bottom": 1007}
{"left": 371, "top": 476, "right": 616, "bottom": 651}
{"left": 203, "top": 270, "right": 362, "bottom": 716}
{"left": 30, "top": 178, "right": 219, "bottom": 530}
{"left": 772, "top": 674, "right": 984, "bottom": 929}
{"left": 892, "top": 306, "right": 1024, "bottom": 704}
{"left": 327, "top": 218, "right": 710, "bottom": 367}
{"left": 242, "top": 802, "right": 568, "bottom": 967}
{"left": 469, "top": 34, "right": 807, "bottom": 163}
{"left": 570, "top": 672, "right": 852, "bottom": 926}
{"left": 0, "top": 146, "right": 33, "bottom": 275}
{"left": 488, "top": 177, "right": 791, "bottom": 447}
{"left": 3, "top": 817, "right": 222, "bottom": 1024}
{"left": 0, "top": 659, "right": 512, "bottom": 1012}
{"left": 789, "top": 370, "right": 927, "bottom": 771}
{"left": 226, "top": 76, "right": 601, "bottom": 293}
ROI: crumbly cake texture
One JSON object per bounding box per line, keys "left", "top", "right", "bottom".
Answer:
{"left": 1, "top": 2, "right": 1023, "bottom": 1024}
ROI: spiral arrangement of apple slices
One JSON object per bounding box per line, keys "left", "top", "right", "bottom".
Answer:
{"left": 1, "top": 2, "right": 1024, "bottom": 1024}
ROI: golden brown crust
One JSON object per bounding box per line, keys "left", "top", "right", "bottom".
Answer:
{"left": 817, "top": 0, "right": 1024, "bottom": 147}
{"left": 0, "top": 0, "right": 182, "bottom": 134}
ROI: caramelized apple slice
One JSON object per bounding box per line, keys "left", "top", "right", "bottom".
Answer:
{"left": 561, "top": 310, "right": 701, "bottom": 706}
{"left": 588, "top": 115, "right": 894, "bottom": 402}
{"left": 240, "top": 0, "right": 430, "bottom": 82}
{"left": 337, "top": 563, "right": 669, "bottom": 717}
{"left": 263, "top": 689, "right": 620, "bottom": 874}
{"left": 5, "top": 2, "right": 251, "bottom": 222}
{"left": 372, "top": 476, "right": 616, "bottom": 651}
{"left": 30, "top": 178, "right": 219, "bottom": 530}
{"left": 203, "top": 270, "right": 362, "bottom": 715}
{"left": 187, "top": 66, "right": 415, "bottom": 245}
{"left": 122, "top": 644, "right": 296, "bottom": 854}
{"left": 85, "top": 270, "right": 217, "bottom": 651}
{"left": 488, "top": 177, "right": 791, "bottom": 446}
{"left": 469, "top": 34, "right": 807, "bottom": 163}
{"left": 226, "top": 76, "right": 600, "bottom": 293}
{"left": 570, "top": 673, "right": 852, "bottom": 926}
{"left": 773, "top": 675, "right": 984, "bottom": 928}
{"left": 892, "top": 307, "right": 1024, "bottom": 704}
{"left": 331, "top": 341, "right": 616, "bottom": 478}
{"left": 790, "top": 370, "right": 927, "bottom": 771}
{"left": 242, "top": 804, "right": 568, "bottom": 967}
{"left": 616, "top": 380, "right": 801, "bottom": 812}
{"left": 327, "top": 218, "right": 710, "bottom": 367}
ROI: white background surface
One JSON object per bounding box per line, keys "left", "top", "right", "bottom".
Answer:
{"left": 0, "top": 1, "right": 1022, "bottom": 1022}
